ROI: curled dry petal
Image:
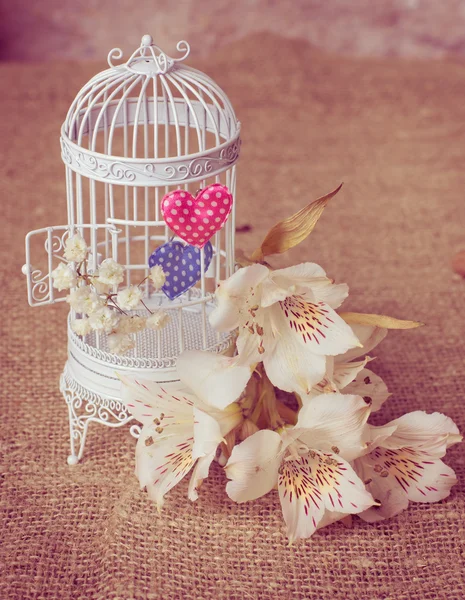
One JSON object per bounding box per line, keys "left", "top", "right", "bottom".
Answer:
{"left": 339, "top": 312, "right": 424, "bottom": 330}
{"left": 250, "top": 184, "right": 343, "bottom": 262}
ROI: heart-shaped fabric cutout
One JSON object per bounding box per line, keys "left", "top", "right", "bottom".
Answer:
{"left": 161, "top": 184, "right": 233, "bottom": 249}
{"left": 148, "top": 240, "right": 213, "bottom": 300}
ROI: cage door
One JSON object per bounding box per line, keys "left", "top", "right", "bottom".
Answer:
{"left": 23, "top": 224, "right": 118, "bottom": 307}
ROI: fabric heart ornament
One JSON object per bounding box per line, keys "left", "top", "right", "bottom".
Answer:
{"left": 161, "top": 184, "right": 233, "bottom": 249}
{"left": 148, "top": 240, "right": 213, "bottom": 300}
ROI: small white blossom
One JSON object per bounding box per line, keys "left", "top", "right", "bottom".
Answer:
{"left": 64, "top": 234, "right": 88, "bottom": 263}
{"left": 116, "top": 285, "right": 143, "bottom": 311}
{"left": 117, "top": 315, "right": 147, "bottom": 334}
{"left": 149, "top": 265, "right": 166, "bottom": 289}
{"left": 71, "top": 318, "right": 92, "bottom": 336}
{"left": 97, "top": 258, "right": 125, "bottom": 286}
{"left": 51, "top": 262, "right": 77, "bottom": 291}
{"left": 88, "top": 306, "right": 120, "bottom": 333}
{"left": 108, "top": 333, "right": 136, "bottom": 355}
{"left": 146, "top": 311, "right": 170, "bottom": 330}
{"left": 67, "top": 285, "right": 104, "bottom": 315}
{"left": 91, "top": 278, "right": 111, "bottom": 295}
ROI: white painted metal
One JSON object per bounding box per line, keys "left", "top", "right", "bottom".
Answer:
{"left": 23, "top": 35, "right": 241, "bottom": 464}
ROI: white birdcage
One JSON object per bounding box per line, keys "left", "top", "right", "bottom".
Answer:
{"left": 22, "top": 35, "right": 241, "bottom": 465}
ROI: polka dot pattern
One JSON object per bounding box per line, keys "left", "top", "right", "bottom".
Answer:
{"left": 161, "top": 184, "right": 233, "bottom": 248}
{"left": 148, "top": 240, "right": 213, "bottom": 300}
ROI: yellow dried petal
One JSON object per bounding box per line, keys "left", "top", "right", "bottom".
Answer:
{"left": 250, "top": 183, "right": 343, "bottom": 262}
{"left": 339, "top": 312, "right": 424, "bottom": 330}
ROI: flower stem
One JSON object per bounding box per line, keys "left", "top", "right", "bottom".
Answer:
{"left": 294, "top": 392, "right": 303, "bottom": 410}
{"left": 276, "top": 400, "right": 298, "bottom": 425}
{"left": 262, "top": 392, "right": 284, "bottom": 429}
{"left": 108, "top": 296, "right": 127, "bottom": 315}
{"left": 258, "top": 369, "right": 284, "bottom": 429}
{"left": 140, "top": 298, "right": 154, "bottom": 315}
{"left": 249, "top": 394, "right": 263, "bottom": 424}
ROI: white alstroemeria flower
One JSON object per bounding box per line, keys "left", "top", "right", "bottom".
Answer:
{"left": 120, "top": 350, "right": 252, "bottom": 508}
{"left": 225, "top": 393, "right": 375, "bottom": 541}
{"left": 309, "top": 325, "right": 390, "bottom": 411}
{"left": 97, "top": 258, "right": 125, "bottom": 286}
{"left": 63, "top": 234, "right": 88, "bottom": 263}
{"left": 67, "top": 285, "right": 104, "bottom": 314}
{"left": 51, "top": 262, "right": 77, "bottom": 291}
{"left": 116, "top": 285, "right": 143, "bottom": 311}
{"left": 209, "top": 263, "right": 360, "bottom": 395}
{"left": 108, "top": 332, "right": 135, "bottom": 354}
{"left": 88, "top": 306, "right": 120, "bottom": 333}
{"left": 354, "top": 412, "right": 462, "bottom": 523}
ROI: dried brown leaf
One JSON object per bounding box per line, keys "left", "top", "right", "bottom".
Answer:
{"left": 339, "top": 312, "right": 424, "bottom": 329}
{"left": 250, "top": 183, "right": 343, "bottom": 262}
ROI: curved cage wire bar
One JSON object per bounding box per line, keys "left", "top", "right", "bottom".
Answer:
{"left": 23, "top": 35, "right": 241, "bottom": 463}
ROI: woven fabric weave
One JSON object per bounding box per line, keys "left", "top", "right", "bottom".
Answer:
{"left": 1, "top": 33, "right": 464, "bottom": 599}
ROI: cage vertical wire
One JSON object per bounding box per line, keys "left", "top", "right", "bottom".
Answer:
{"left": 23, "top": 35, "right": 241, "bottom": 464}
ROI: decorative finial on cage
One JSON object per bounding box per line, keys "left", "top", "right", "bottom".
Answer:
{"left": 141, "top": 34, "right": 153, "bottom": 47}
{"left": 107, "top": 34, "right": 191, "bottom": 74}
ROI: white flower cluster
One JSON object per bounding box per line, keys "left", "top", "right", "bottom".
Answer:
{"left": 120, "top": 261, "right": 462, "bottom": 543}
{"left": 63, "top": 234, "right": 88, "bottom": 263}
{"left": 51, "top": 235, "right": 170, "bottom": 354}
{"left": 149, "top": 265, "right": 166, "bottom": 289}
{"left": 50, "top": 263, "right": 77, "bottom": 291}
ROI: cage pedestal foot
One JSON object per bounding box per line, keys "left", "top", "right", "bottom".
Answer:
{"left": 60, "top": 368, "right": 134, "bottom": 465}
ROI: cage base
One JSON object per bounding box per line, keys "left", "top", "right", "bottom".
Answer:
{"left": 60, "top": 334, "right": 234, "bottom": 463}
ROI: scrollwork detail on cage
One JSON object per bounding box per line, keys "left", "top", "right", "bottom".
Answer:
{"left": 130, "top": 424, "right": 142, "bottom": 439}
{"left": 69, "top": 329, "right": 234, "bottom": 370}
{"left": 220, "top": 139, "right": 242, "bottom": 162}
{"left": 44, "top": 229, "right": 71, "bottom": 257}
{"left": 30, "top": 268, "right": 51, "bottom": 303}
{"left": 68, "top": 303, "right": 234, "bottom": 370}
{"left": 72, "top": 151, "right": 138, "bottom": 182}
{"left": 60, "top": 136, "right": 240, "bottom": 185}
{"left": 26, "top": 229, "right": 71, "bottom": 304}
{"left": 61, "top": 139, "right": 73, "bottom": 165}
{"left": 107, "top": 47, "right": 124, "bottom": 69}
{"left": 60, "top": 368, "right": 134, "bottom": 464}
{"left": 107, "top": 36, "right": 191, "bottom": 74}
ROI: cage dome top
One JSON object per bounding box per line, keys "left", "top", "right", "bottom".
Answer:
{"left": 108, "top": 34, "right": 192, "bottom": 75}
{"left": 61, "top": 35, "right": 241, "bottom": 184}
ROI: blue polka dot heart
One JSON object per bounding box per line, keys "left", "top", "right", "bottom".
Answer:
{"left": 148, "top": 240, "right": 213, "bottom": 300}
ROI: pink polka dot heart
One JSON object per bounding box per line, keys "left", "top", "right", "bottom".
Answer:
{"left": 161, "top": 184, "right": 233, "bottom": 249}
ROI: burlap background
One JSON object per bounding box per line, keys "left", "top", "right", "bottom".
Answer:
{"left": 1, "top": 33, "right": 464, "bottom": 599}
